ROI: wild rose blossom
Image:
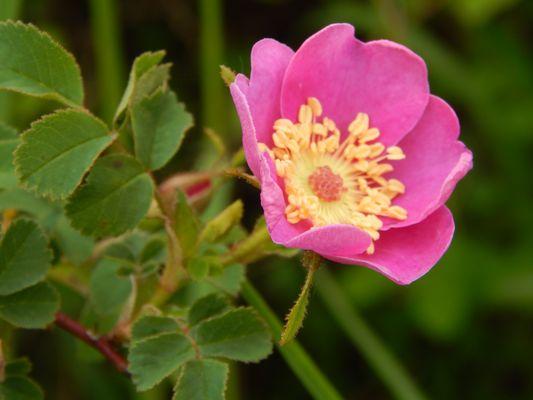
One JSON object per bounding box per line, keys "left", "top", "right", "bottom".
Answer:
{"left": 230, "top": 24, "right": 473, "bottom": 284}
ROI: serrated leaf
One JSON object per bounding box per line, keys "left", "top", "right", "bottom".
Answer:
{"left": 114, "top": 51, "right": 166, "bottom": 123}
{"left": 130, "top": 64, "right": 171, "bottom": 106}
{"left": 131, "top": 315, "right": 179, "bottom": 342}
{"left": 0, "top": 219, "right": 52, "bottom": 296}
{"left": 0, "top": 21, "right": 83, "bottom": 106}
{"left": 0, "top": 376, "right": 43, "bottom": 400}
{"left": 0, "top": 282, "right": 59, "bottom": 328}
{"left": 90, "top": 258, "right": 132, "bottom": 316}
{"left": 173, "top": 360, "right": 228, "bottom": 400}
{"left": 14, "top": 109, "right": 114, "bottom": 199}
{"left": 174, "top": 190, "right": 199, "bottom": 259}
{"left": 207, "top": 263, "right": 244, "bottom": 296}
{"left": 188, "top": 293, "right": 230, "bottom": 326}
{"left": 132, "top": 89, "right": 193, "bottom": 170}
{"left": 0, "top": 122, "right": 18, "bottom": 190}
{"left": 191, "top": 307, "right": 272, "bottom": 362}
{"left": 198, "top": 200, "right": 243, "bottom": 243}
{"left": 65, "top": 154, "right": 154, "bottom": 237}
{"left": 129, "top": 333, "right": 195, "bottom": 391}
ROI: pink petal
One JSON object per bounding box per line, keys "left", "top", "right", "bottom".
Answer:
{"left": 384, "top": 96, "right": 473, "bottom": 229}
{"left": 280, "top": 23, "right": 429, "bottom": 146}
{"left": 259, "top": 153, "right": 371, "bottom": 256}
{"left": 230, "top": 39, "right": 294, "bottom": 177}
{"left": 326, "top": 207, "right": 455, "bottom": 285}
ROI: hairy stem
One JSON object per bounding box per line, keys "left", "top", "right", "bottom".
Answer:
{"left": 54, "top": 312, "right": 128, "bottom": 374}
{"left": 241, "top": 280, "right": 343, "bottom": 400}
{"left": 315, "top": 269, "right": 427, "bottom": 400}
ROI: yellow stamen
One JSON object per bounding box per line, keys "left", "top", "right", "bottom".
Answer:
{"left": 259, "top": 98, "right": 408, "bottom": 254}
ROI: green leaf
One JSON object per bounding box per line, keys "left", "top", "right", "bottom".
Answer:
{"left": 207, "top": 263, "right": 244, "bottom": 296}
{"left": 188, "top": 293, "right": 230, "bottom": 326}
{"left": 129, "top": 333, "right": 195, "bottom": 391}
{"left": 130, "top": 64, "right": 171, "bottom": 106}
{"left": 198, "top": 200, "right": 243, "bottom": 243}
{"left": 0, "top": 219, "right": 52, "bottom": 296}
{"left": 52, "top": 215, "right": 94, "bottom": 264}
{"left": 131, "top": 315, "right": 179, "bottom": 342}
{"left": 280, "top": 268, "right": 316, "bottom": 345}
{"left": 187, "top": 256, "right": 211, "bottom": 281}
{"left": 114, "top": 51, "right": 166, "bottom": 123}
{"left": 132, "top": 89, "right": 193, "bottom": 170}
{"left": 191, "top": 307, "right": 272, "bottom": 362}
{"left": 174, "top": 190, "right": 199, "bottom": 259}
{"left": 0, "top": 282, "right": 59, "bottom": 328}
{"left": 90, "top": 258, "right": 133, "bottom": 316}
{"left": 14, "top": 109, "right": 114, "bottom": 199}
{"left": 65, "top": 154, "right": 154, "bottom": 237}
{"left": 0, "top": 376, "right": 43, "bottom": 400}
{"left": 0, "top": 21, "right": 83, "bottom": 106}
{"left": 0, "top": 122, "right": 18, "bottom": 190}
{"left": 4, "top": 358, "right": 32, "bottom": 377}
{"left": 173, "top": 360, "right": 228, "bottom": 400}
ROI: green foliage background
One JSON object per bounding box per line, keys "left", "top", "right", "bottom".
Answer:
{"left": 1, "top": 0, "right": 532, "bottom": 399}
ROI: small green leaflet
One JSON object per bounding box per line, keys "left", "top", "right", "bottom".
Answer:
{"left": 0, "top": 376, "right": 43, "bottom": 400}
{"left": 0, "top": 122, "right": 18, "bottom": 189}
{"left": 114, "top": 51, "right": 166, "bottom": 123}
{"left": 188, "top": 293, "right": 230, "bottom": 326}
{"left": 174, "top": 190, "right": 199, "bottom": 259}
{"left": 280, "top": 253, "right": 319, "bottom": 345}
{"left": 89, "top": 258, "right": 133, "bottom": 316}
{"left": 131, "top": 316, "right": 180, "bottom": 342}
{"left": 129, "top": 333, "right": 195, "bottom": 391}
{"left": 0, "top": 358, "right": 43, "bottom": 400}
{"left": 132, "top": 89, "right": 193, "bottom": 170}
{"left": 65, "top": 154, "right": 154, "bottom": 237}
{"left": 191, "top": 307, "right": 272, "bottom": 362}
{"left": 0, "top": 219, "right": 52, "bottom": 296}
{"left": 0, "top": 21, "right": 83, "bottom": 106}
{"left": 173, "top": 360, "right": 228, "bottom": 400}
{"left": 14, "top": 109, "right": 114, "bottom": 199}
{"left": 198, "top": 200, "right": 243, "bottom": 243}
{"left": 0, "top": 282, "right": 59, "bottom": 328}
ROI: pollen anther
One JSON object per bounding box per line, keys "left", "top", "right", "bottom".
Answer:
{"left": 259, "top": 98, "right": 408, "bottom": 254}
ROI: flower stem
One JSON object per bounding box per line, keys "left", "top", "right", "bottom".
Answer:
{"left": 315, "top": 269, "right": 427, "bottom": 400}
{"left": 241, "top": 279, "right": 343, "bottom": 400}
{"left": 54, "top": 312, "right": 128, "bottom": 374}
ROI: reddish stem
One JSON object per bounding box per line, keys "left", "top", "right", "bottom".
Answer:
{"left": 54, "top": 312, "right": 128, "bottom": 374}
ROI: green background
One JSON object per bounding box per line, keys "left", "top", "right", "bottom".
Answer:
{"left": 1, "top": 0, "right": 532, "bottom": 399}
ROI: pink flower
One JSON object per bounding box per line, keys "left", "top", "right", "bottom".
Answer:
{"left": 230, "top": 24, "right": 472, "bottom": 284}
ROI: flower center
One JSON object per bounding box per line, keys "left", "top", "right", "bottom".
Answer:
{"left": 259, "top": 97, "right": 408, "bottom": 254}
{"left": 308, "top": 166, "right": 345, "bottom": 202}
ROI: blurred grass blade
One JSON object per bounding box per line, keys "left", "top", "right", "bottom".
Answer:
{"left": 89, "top": 0, "right": 125, "bottom": 122}
{"left": 315, "top": 269, "right": 427, "bottom": 400}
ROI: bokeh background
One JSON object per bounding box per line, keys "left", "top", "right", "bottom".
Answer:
{"left": 1, "top": 0, "right": 532, "bottom": 399}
